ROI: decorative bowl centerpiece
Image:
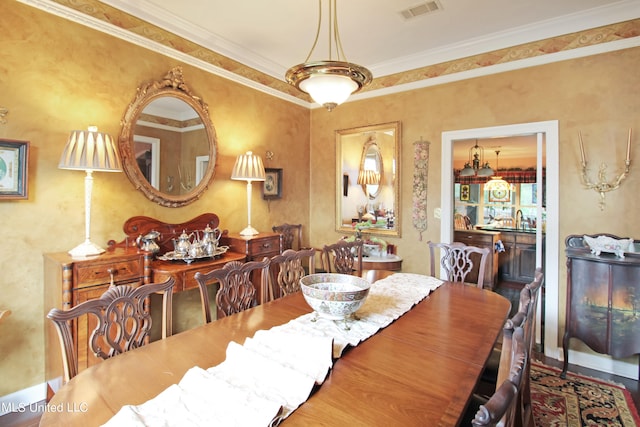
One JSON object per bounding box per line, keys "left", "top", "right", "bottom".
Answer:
{"left": 300, "top": 273, "right": 371, "bottom": 321}
{"left": 583, "top": 235, "right": 633, "bottom": 258}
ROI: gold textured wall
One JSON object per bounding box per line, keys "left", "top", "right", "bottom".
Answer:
{"left": 2, "top": 0, "right": 640, "bottom": 400}
{"left": 0, "top": 1, "right": 309, "bottom": 396}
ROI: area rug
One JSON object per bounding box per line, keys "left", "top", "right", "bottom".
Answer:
{"left": 530, "top": 361, "right": 640, "bottom": 426}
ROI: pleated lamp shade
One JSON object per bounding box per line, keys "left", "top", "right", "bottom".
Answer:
{"left": 357, "top": 169, "right": 380, "bottom": 185}
{"left": 231, "top": 151, "right": 265, "bottom": 182}
{"left": 59, "top": 126, "right": 122, "bottom": 172}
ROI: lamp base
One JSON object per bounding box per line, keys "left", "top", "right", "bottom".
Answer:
{"left": 68, "top": 240, "right": 105, "bottom": 258}
{"left": 239, "top": 225, "right": 260, "bottom": 236}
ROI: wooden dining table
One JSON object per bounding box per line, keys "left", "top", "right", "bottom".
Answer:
{"left": 40, "top": 278, "right": 510, "bottom": 427}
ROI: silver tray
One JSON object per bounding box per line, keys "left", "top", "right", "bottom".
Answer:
{"left": 157, "top": 246, "right": 229, "bottom": 264}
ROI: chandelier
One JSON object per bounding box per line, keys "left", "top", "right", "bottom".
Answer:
{"left": 484, "top": 150, "right": 510, "bottom": 195}
{"left": 285, "top": 0, "right": 372, "bottom": 111}
{"left": 459, "top": 140, "right": 494, "bottom": 177}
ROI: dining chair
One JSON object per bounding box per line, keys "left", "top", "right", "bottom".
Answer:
{"left": 272, "top": 223, "right": 303, "bottom": 251}
{"left": 477, "top": 268, "right": 544, "bottom": 426}
{"left": 518, "top": 268, "right": 544, "bottom": 426}
{"left": 268, "top": 248, "right": 316, "bottom": 300}
{"left": 454, "top": 213, "right": 472, "bottom": 230}
{"left": 194, "top": 258, "right": 270, "bottom": 322}
{"left": 321, "top": 239, "right": 363, "bottom": 275}
{"left": 471, "top": 326, "right": 527, "bottom": 427}
{"left": 46, "top": 277, "right": 175, "bottom": 383}
{"left": 428, "top": 241, "right": 490, "bottom": 288}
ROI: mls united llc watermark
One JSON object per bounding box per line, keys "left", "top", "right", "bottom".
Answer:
{"left": 2, "top": 401, "right": 89, "bottom": 413}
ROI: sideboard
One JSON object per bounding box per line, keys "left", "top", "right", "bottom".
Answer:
{"left": 562, "top": 234, "right": 640, "bottom": 379}
{"left": 44, "top": 214, "right": 280, "bottom": 396}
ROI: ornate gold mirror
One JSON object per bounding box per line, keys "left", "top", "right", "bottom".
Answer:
{"left": 119, "top": 67, "right": 218, "bottom": 207}
{"left": 336, "top": 122, "right": 401, "bottom": 237}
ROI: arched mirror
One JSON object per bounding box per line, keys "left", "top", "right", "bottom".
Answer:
{"left": 336, "top": 122, "right": 401, "bottom": 237}
{"left": 119, "top": 67, "right": 218, "bottom": 207}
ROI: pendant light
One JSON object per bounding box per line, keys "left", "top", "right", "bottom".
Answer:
{"left": 285, "top": 0, "right": 372, "bottom": 111}
{"left": 484, "top": 150, "right": 510, "bottom": 194}
{"left": 459, "top": 140, "right": 494, "bottom": 177}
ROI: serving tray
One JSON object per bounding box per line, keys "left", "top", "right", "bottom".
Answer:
{"left": 157, "top": 245, "right": 229, "bottom": 264}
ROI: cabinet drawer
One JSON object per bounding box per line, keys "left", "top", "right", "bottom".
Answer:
{"left": 75, "top": 258, "right": 143, "bottom": 288}
{"left": 248, "top": 237, "right": 281, "bottom": 257}
{"left": 454, "top": 232, "right": 493, "bottom": 245}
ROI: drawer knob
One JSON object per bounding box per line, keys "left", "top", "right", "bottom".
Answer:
{"left": 107, "top": 268, "right": 116, "bottom": 287}
{"left": 262, "top": 243, "right": 271, "bottom": 248}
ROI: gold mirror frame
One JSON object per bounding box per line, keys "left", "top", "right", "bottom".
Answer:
{"left": 336, "top": 122, "right": 401, "bottom": 237}
{"left": 119, "top": 67, "right": 218, "bottom": 207}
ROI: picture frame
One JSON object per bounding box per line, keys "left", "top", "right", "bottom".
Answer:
{"left": 460, "top": 184, "right": 470, "bottom": 201}
{"left": 0, "top": 139, "right": 29, "bottom": 200}
{"left": 263, "top": 168, "right": 282, "bottom": 200}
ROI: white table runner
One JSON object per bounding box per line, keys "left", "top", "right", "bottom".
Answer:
{"left": 102, "top": 273, "right": 443, "bottom": 427}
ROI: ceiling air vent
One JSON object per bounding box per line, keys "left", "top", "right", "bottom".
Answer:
{"left": 400, "top": 1, "right": 443, "bottom": 20}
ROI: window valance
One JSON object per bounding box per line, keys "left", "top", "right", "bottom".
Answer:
{"left": 454, "top": 168, "right": 544, "bottom": 185}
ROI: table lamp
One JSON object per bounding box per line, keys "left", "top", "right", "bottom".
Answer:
{"left": 59, "top": 126, "right": 122, "bottom": 257}
{"left": 231, "top": 151, "right": 265, "bottom": 236}
{"left": 357, "top": 169, "right": 380, "bottom": 213}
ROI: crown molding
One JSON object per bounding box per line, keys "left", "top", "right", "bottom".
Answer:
{"left": 19, "top": 0, "right": 640, "bottom": 109}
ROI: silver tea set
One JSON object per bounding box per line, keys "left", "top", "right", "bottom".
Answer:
{"left": 136, "top": 225, "right": 224, "bottom": 259}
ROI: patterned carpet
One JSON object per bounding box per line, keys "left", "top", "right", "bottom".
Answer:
{"left": 531, "top": 362, "right": 640, "bottom": 426}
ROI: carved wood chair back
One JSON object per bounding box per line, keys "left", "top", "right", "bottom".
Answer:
{"left": 472, "top": 326, "right": 527, "bottom": 427}
{"left": 428, "top": 241, "right": 490, "bottom": 288}
{"left": 194, "top": 258, "right": 270, "bottom": 322}
{"left": 46, "top": 278, "right": 175, "bottom": 383}
{"left": 272, "top": 223, "right": 303, "bottom": 251}
{"left": 322, "top": 239, "right": 363, "bottom": 275}
{"left": 518, "top": 268, "right": 544, "bottom": 426}
{"left": 454, "top": 213, "right": 473, "bottom": 230}
{"left": 268, "top": 248, "right": 316, "bottom": 300}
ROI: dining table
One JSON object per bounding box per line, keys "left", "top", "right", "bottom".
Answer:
{"left": 39, "top": 275, "right": 510, "bottom": 427}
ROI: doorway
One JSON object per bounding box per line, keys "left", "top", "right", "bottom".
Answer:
{"left": 441, "top": 121, "right": 560, "bottom": 360}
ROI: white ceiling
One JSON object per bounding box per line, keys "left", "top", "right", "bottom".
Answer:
{"left": 100, "top": 0, "right": 638, "bottom": 82}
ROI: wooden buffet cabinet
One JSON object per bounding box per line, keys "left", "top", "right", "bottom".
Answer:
{"left": 562, "top": 234, "right": 640, "bottom": 378}
{"left": 44, "top": 214, "right": 281, "bottom": 393}
{"left": 454, "top": 229, "right": 500, "bottom": 290}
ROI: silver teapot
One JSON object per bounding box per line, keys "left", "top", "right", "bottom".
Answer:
{"left": 201, "top": 225, "right": 222, "bottom": 256}
{"left": 173, "top": 230, "right": 193, "bottom": 257}
{"left": 136, "top": 230, "right": 161, "bottom": 254}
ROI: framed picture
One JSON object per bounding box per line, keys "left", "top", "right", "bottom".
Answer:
{"left": 263, "top": 168, "right": 282, "bottom": 200}
{"left": 460, "top": 184, "right": 470, "bottom": 201}
{"left": 0, "top": 139, "right": 29, "bottom": 200}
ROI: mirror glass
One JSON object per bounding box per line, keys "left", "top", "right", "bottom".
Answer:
{"left": 336, "top": 122, "right": 401, "bottom": 237}
{"left": 119, "top": 67, "right": 218, "bottom": 207}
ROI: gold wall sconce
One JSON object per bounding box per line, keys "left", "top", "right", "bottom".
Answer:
{"left": 578, "top": 129, "right": 632, "bottom": 210}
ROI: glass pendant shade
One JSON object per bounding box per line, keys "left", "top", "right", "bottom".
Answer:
{"left": 485, "top": 176, "right": 510, "bottom": 192}
{"left": 299, "top": 73, "right": 358, "bottom": 110}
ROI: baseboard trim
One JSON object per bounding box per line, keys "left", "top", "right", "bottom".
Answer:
{"left": 0, "top": 382, "right": 48, "bottom": 416}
